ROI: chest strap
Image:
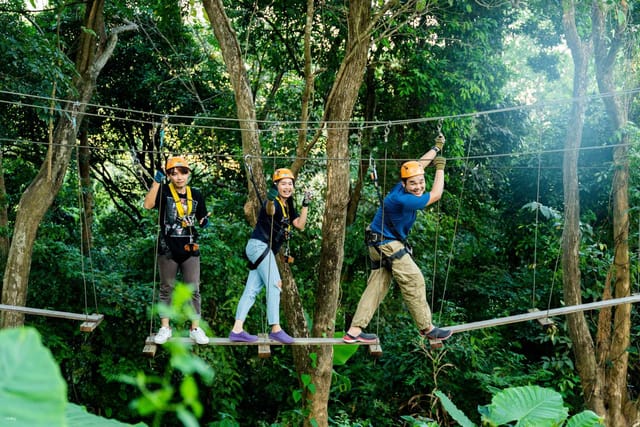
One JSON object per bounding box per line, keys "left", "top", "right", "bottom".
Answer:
{"left": 169, "top": 184, "right": 192, "bottom": 219}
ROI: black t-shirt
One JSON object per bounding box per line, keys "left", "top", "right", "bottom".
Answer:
{"left": 152, "top": 184, "right": 207, "bottom": 262}
{"left": 250, "top": 197, "right": 299, "bottom": 253}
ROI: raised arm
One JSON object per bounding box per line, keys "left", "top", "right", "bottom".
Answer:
{"left": 417, "top": 132, "right": 446, "bottom": 169}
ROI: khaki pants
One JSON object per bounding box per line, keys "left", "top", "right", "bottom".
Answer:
{"left": 351, "top": 240, "right": 432, "bottom": 331}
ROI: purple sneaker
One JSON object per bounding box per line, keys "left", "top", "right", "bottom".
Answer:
{"left": 269, "top": 330, "right": 294, "bottom": 344}
{"left": 229, "top": 330, "right": 258, "bottom": 343}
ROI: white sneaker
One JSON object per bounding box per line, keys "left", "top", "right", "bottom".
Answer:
{"left": 154, "top": 326, "right": 172, "bottom": 344}
{"left": 190, "top": 327, "right": 210, "bottom": 345}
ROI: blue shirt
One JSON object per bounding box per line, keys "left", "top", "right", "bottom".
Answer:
{"left": 370, "top": 182, "right": 431, "bottom": 241}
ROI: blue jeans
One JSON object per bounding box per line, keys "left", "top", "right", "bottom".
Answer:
{"left": 235, "top": 239, "right": 281, "bottom": 325}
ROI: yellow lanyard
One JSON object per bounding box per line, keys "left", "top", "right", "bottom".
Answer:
{"left": 276, "top": 196, "right": 291, "bottom": 232}
{"left": 169, "top": 183, "right": 192, "bottom": 218}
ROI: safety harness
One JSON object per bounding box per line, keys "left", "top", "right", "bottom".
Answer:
{"left": 168, "top": 183, "right": 198, "bottom": 252}
{"left": 247, "top": 196, "right": 293, "bottom": 270}
{"left": 367, "top": 156, "right": 413, "bottom": 271}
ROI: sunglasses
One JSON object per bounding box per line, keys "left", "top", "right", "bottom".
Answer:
{"left": 169, "top": 167, "right": 190, "bottom": 175}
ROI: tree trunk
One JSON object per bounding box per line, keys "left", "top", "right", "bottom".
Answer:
{"left": 592, "top": 1, "right": 636, "bottom": 424}
{"left": 0, "top": 0, "right": 135, "bottom": 328}
{"left": 308, "top": 1, "right": 371, "bottom": 425}
{"left": 560, "top": 0, "right": 602, "bottom": 414}
{"left": 0, "top": 151, "right": 8, "bottom": 267}
{"left": 201, "top": 0, "right": 265, "bottom": 226}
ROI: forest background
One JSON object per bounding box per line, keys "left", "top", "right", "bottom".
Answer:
{"left": 1, "top": 0, "right": 640, "bottom": 426}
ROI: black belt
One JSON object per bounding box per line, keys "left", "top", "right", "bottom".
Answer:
{"left": 246, "top": 246, "right": 271, "bottom": 270}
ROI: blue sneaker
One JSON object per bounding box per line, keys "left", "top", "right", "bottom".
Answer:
{"left": 342, "top": 332, "right": 378, "bottom": 344}
{"left": 229, "top": 330, "right": 258, "bottom": 343}
{"left": 269, "top": 330, "right": 294, "bottom": 344}
{"left": 422, "top": 327, "right": 452, "bottom": 340}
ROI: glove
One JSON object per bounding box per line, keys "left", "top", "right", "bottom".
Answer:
{"left": 267, "top": 185, "right": 279, "bottom": 201}
{"left": 433, "top": 133, "right": 445, "bottom": 152}
{"left": 200, "top": 216, "right": 210, "bottom": 228}
{"left": 433, "top": 156, "right": 446, "bottom": 171}
{"left": 302, "top": 190, "right": 314, "bottom": 207}
{"left": 154, "top": 170, "right": 166, "bottom": 183}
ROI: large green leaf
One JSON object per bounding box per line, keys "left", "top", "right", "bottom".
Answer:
{"left": 434, "top": 390, "right": 476, "bottom": 427}
{"left": 565, "top": 410, "right": 604, "bottom": 427}
{"left": 0, "top": 327, "right": 67, "bottom": 427}
{"left": 332, "top": 332, "right": 360, "bottom": 365}
{"left": 66, "top": 404, "right": 147, "bottom": 426}
{"left": 479, "top": 385, "right": 568, "bottom": 426}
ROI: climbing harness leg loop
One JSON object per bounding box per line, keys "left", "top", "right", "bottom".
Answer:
{"left": 366, "top": 230, "right": 413, "bottom": 271}
{"left": 246, "top": 246, "right": 271, "bottom": 270}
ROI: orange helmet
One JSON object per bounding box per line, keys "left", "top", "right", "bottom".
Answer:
{"left": 400, "top": 161, "right": 424, "bottom": 179}
{"left": 272, "top": 168, "right": 295, "bottom": 183}
{"left": 166, "top": 156, "right": 190, "bottom": 171}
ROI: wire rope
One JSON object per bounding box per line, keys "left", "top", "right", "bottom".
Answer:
{"left": 74, "top": 141, "right": 100, "bottom": 318}
{"left": 531, "top": 151, "right": 542, "bottom": 308}
{"left": 374, "top": 142, "right": 390, "bottom": 339}
{"left": 436, "top": 132, "right": 473, "bottom": 322}
{"left": 264, "top": 149, "right": 276, "bottom": 336}
{"left": 148, "top": 121, "right": 166, "bottom": 337}
{"left": 0, "top": 133, "right": 629, "bottom": 167}
{"left": 2, "top": 86, "right": 640, "bottom": 132}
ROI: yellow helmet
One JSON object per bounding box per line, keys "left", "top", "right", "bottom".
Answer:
{"left": 400, "top": 161, "right": 424, "bottom": 179}
{"left": 166, "top": 156, "right": 190, "bottom": 171}
{"left": 272, "top": 168, "right": 295, "bottom": 183}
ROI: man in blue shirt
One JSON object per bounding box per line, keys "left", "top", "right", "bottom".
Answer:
{"left": 344, "top": 137, "right": 451, "bottom": 343}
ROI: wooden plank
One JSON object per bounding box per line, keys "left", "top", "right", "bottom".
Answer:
{"left": 0, "top": 304, "right": 104, "bottom": 332}
{"left": 448, "top": 294, "right": 640, "bottom": 334}
{"left": 368, "top": 343, "right": 383, "bottom": 357}
{"left": 158, "top": 336, "right": 380, "bottom": 346}
{"left": 0, "top": 304, "right": 103, "bottom": 322}
{"left": 79, "top": 315, "right": 104, "bottom": 332}
{"left": 143, "top": 336, "right": 157, "bottom": 358}
{"left": 144, "top": 333, "right": 383, "bottom": 357}
{"left": 429, "top": 339, "right": 444, "bottom": 349}
{"left": 257, "top": 333, "right": 271, "bottom": 358}
{"left": 528, "top": 308, "right": 555, "bottom": 326}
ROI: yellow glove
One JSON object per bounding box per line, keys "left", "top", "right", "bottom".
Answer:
{"left": 432, "top": 156, "right": 446, "bottom": 171}
{"left": 433, "top": 133, "right": 445, "bottom": 152}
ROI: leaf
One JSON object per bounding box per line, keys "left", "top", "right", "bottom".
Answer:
{"left": 480, "top": 385, "right": 568, "bottom": 426}
{"left": 0, "top": 328, "right": 67, "bottom": 427}
{"left": 565, "top": 410, "right": 604, "bottom": 427}
{"left": 332, "top": 332, "right": 359, "bottom": 365}
{"left": 434, "top": 390, "right": 476, "bottom": 427}
{"left": 66, "top": 404, "right": 148, "bottom": 426}
{"left": 176, "top": 406, "right": 199, "bottom": 427}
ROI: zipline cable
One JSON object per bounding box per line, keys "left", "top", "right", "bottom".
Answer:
{"left": 1, "top": 133, "right": 630, "bottom": 166}
{"left": 148, "top": 119, "right": 167, "bottom": 338}
{"left": 75, "top": 142, "right": 99, "bottom": 318}
{"left": 531, "top": 151, "right": 542, "bottom": 309}
{"left": 2, "top": 87, "right": 640, "bottom": 132}
{"left": 436, "top": 128, "right": 472, "bottom": 322}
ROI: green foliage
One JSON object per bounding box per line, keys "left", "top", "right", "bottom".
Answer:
{"left": 436, "top": 386, "right": 604, "bottom": 427}
{"left": 2, "top": 0, "right": 638, "bottom": 425}
{"left": 122, "top": 284, "right": 214, "bottom": 427}
{"left": 0, "top": 327, "right": 145, "bottom": 426}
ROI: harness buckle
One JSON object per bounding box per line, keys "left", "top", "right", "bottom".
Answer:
{"left": 365, "top": 229, "right": 384, "bottom": 246}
